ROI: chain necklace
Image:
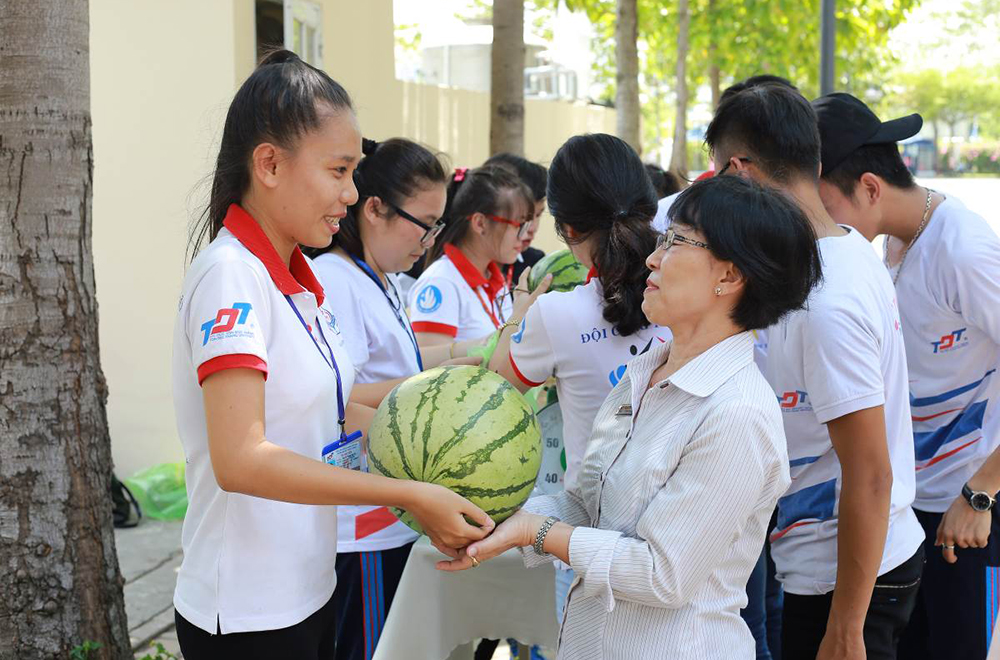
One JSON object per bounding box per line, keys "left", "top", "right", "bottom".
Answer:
{"left": 887, "top": 188, "right": 933, "bottom": 285}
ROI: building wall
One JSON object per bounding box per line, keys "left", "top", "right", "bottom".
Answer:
{"left": 90, "top": 0, "right": 613, "bottom": 478}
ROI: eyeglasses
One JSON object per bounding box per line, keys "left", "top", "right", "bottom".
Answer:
{"left": 484, "top": 214, "right": 531, "bottom": 240}
{"left": 390, "top": 203, "right": 446, "bottom": 246}
{"left": 654, "top": 228, "right": 711, "bottom": 252}
{"left": 716, "top": 156, "right": 753, "bottom": 176}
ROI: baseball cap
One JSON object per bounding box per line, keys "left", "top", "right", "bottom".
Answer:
{"left": 811, "top": 92, "right": 923, "bottom": 174}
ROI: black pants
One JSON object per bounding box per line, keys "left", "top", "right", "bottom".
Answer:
{"left": 175, "top": 590, "right": 337, "bottom": 660}
{"left": 782, "top": 545, "right": 924, "bottom": 660}
{"left": 898, "top": 507, "right": 1000, "bottom": 660}
{"left": 332, "top": 543, "right": 413, "bottom": 660}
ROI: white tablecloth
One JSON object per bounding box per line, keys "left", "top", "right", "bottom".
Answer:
{"left": 372, "top": 537, "right": 559, "bottom": 660}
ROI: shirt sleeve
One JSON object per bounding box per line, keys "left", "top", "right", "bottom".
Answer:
{"left": 187, "top": 261, "right": 270, "bottom": 385}
{"left": 519, "top": 483, "right": 593, "bottom": 568}
{"left": 800, "top": 299, "right": 885, "bottom": 424}
{"left": 942, "top": 231, "right": 1000, "bottom": 346}
{"left": 566, "top": 399, "right": 788, "bottom": 612}
{"left": 409, "top": 277, "right": 461, "bottom": 337}
{"left": 508, "top": 301, "right": 556, "bottom": 387}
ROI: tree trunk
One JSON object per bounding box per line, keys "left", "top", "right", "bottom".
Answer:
{"left": 708, "top": 0, "right": 721, "bottom": 110}
{"left": 0, "top": 1, "right": 130, "bottom": 659}
{"left": 615, "top": 0, "right": 641, "bottom": 153}
{"left": 669, "top": 0, "right": 691, "bottom": 175}
{"left": 491, "top": 0, "right": 525, "bottom": 156}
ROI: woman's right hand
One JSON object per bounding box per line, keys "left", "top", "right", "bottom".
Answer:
{"left": 404, "top": 482, "right": 495, "bottom": 551}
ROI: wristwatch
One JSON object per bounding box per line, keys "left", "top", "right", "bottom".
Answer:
{"left": 962, "top": 484, "right": 997, "bottom": 512}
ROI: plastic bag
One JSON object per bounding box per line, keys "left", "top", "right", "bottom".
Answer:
{"left": 124, "top": 462, "right": 188, "bottom": 521}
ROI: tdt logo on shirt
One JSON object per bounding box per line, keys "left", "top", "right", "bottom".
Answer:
{"left": 415, "top": 285, "right": 442, "bottom": 313}
{"left": 318, "top": 308, "right": 341, "bottom": 335}
{"left": 931, "top": 328, "right": 969, "bottom": 354}
{"left": 778, "top": 390, "right": 812, "bottom": 412}
{"left": 201, "top": 302, "right": 253, "bottom": 345}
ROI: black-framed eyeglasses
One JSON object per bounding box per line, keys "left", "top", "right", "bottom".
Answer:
{"left": 654, "top": 228, "right": 711, "bottom": 252}
{"left": 390, "top": 203, "right": 445, "bottom": 246}
{"left": 716, "top": 156, "right": 753, "bottom": 176}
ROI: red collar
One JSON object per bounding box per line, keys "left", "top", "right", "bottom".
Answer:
{"left": 586, "top": 267, "right": 598, "bottom": 284}
{"left": 444, "top": 244, "right": 505, "bottom": 300}
{"left": 222, "top": 204, "right": 326, "bottom": 306}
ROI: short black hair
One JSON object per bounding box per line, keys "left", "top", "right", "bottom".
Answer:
{"left": 484, "top": 153, "right": 548, "bottom": 202}
{"left": 718, "top": 75, "right": 797, "bottom": 107}
{"left": 667, "top": 175, "right": 823, "bottom": 330}
{"left": 821, "top": 142, "right": 916, "bottom": 198}
{"left": 644, "top": 163, "right": 684, "bottom": 198}
{"left": 705, "top": 84, "right": 821, "bottom": 183}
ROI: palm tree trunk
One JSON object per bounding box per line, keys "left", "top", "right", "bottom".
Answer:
{"left": 491, "top": 0, "right": 526, "bottom": 156}
{"left": 0, "top": 1, "right": 130, "bottom": 658}
{"left": 615, "top": 0, "right": 641, "bottom": 153}
{"left": 669, "top": 0, "right": 691, "bottom": 175}
{"left": 708, "top": 0, "right": 721, "bottom": 109}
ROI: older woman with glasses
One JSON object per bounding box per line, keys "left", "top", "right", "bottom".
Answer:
{"left": 439, "top": 175, "right": 823, "bottom": 660}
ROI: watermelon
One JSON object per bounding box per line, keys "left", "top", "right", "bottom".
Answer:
{"left": 527, "top": 248, "right": 589, "bottom": 293}
{"left": 366, "top": 365, "right": 542, "bottom": 533}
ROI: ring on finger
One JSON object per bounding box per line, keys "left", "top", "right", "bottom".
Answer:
{"left": 943, "top": 544, "right": 956, "bottom": 550}
{"left": 470, "top": 556, "right": 480, "bottom": 568}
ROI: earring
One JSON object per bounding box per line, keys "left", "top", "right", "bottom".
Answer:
{"left": 715, "top": 286, "right": 722, "bottom": 296}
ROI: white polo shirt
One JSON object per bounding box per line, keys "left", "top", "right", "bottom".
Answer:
{"left": 408, "top": 244, "right": 512, "bottom": 341}
{"left": 312, "top": 252, "right": 421, "bottom": 553}
{"left": 766, "top": 226, "right": 923, "bottom": 595}
{"left": 172, "top": 204, "right": 355, "bottom": 634}
{"left": 508, "top": 277, "right": 671, "bottom": 490}
{"left": 888, "top": 196, "right": 1000, "bottom": 512}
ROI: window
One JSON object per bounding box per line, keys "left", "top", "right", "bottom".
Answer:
{"left": 255, "top": 0, "right": 323, "bottom": 67}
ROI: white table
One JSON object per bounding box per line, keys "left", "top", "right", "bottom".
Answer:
{"left": 372, "top": 537, "right": 559, "bottom": 660}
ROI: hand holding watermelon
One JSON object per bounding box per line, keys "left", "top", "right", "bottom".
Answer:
{"left": 401, "top": 481, "right": 495, "bottom": 551}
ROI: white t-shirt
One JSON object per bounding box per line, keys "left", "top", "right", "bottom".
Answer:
{"left": 172, "top": 205, "right": 355, "bottom": 634}
{"left": 766, "top": 226, "right": 923, "bottom": 596}
{"left": 408, "top": 244, "right": 512, "bottom": 341}
{"left": 889, "top": 196, "right": 1000, "bottom": 512}
{"left": 508, "top": 278, "right": 671, "bottom": 490}
{"left": 652, "top": 192, "right": 682, "bottom": 232}
{"left": 312, "top": 253, "right": 421, "bottom": 553}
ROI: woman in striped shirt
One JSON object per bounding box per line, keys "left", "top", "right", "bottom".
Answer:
{"left": 439, "top": 175, "right": 823, "bottom": 659}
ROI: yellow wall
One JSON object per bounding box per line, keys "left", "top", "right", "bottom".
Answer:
{"left": 90, "top": 0, "right": 612, "bottom": 477}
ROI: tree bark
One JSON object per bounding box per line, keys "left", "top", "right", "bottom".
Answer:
{"left": 0, "top": 1, "right": 130, "bottom": 658}
{"left": 615, "top": 0, "right": 641, "bottom": 153}
{"left": 491, "top": 0, "right": 525, "bottom": 156}
{"left": 669, "top": 0, "right": 691, "bottom": 175}
{"left": 708, "top": 0, "right": 721, "bottom": 110}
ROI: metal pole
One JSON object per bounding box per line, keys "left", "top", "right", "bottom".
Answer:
{"left": 820, "top": 0, "right": 836, "bottom": 95}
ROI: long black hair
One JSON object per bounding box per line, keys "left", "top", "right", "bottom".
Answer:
{"left": 304, "top": 138, "right": 448, "bottom": 261}
{"left": 483, "top": 153, "right": 548, "bottom": 203}
{"left": 548, "top": 133, "right": 658, "bottom": 336}
{"left": 424, "top": 165, "right": 533, "bottom": 266}
{"left": 189, "top": 49, "right": 354, "bottom": 258}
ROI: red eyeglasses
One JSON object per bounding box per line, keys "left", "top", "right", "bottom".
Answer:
{"left": 483, "top": 214, "right": 531, "bottom": 239}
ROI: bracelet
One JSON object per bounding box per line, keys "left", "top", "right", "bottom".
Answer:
{"left": 497, "top": 319, "right": 520, "bottom": 335}
{"left": 449, "top": 342, "right": 457, "bottom": 359}
{"left": 533, "top": 516, "right": 560, "bottom": 556}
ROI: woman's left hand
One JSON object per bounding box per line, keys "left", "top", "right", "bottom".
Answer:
{"left": 511, "top": 268, "right": 551, "bottom": 321}
{"left": 435, "top": 510, "right": 543, "bottom": 571}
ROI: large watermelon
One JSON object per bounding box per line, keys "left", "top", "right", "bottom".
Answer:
{"left": 527, "top": 248, "right": 589, "bottom": 293}
{"left": 366, "top": 365, "right": 542, "bottom": 533}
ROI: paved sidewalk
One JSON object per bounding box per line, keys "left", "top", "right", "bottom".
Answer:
{"left": 115, "top": 520, "right": 183, "bottom": 658}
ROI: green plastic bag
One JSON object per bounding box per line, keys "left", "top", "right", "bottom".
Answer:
{"left": 124, "top": 462, "right": 188, "bottom": 521}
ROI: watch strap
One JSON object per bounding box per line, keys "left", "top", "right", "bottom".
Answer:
{"left": 963, "top": 483, "right": 996, "bottom": 511}
{"left": 533, "top": 516, "right": 559, "bottom": 556}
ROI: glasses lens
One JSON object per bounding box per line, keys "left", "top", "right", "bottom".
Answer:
{"left": 423, "top": 222, "right": 445, "bottom": 245}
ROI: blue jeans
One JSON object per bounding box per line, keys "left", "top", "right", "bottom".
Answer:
{"left": 741, "top": 545, "right": 783, "bottom": 660}
{"left": 554, "top": 567, "right": 575, "bottom": 624}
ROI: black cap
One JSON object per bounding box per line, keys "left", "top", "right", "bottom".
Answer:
{"left": 811, "top": 93, "right": 923, "bottom": 174}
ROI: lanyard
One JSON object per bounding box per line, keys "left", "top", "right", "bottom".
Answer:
{"left": 284, "top": 294, "right": 353, "bottom": 443}
{"left": 349, "top": 256, "right": 424, "bottom": 371}
{"left": 473, "top": 287, "right": 503, "bottom": 328}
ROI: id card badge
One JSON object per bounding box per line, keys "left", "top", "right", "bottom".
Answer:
{"left": 323, "top": 430, "right": 365, "bottom": 471}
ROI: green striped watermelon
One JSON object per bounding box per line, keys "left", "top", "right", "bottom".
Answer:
{"left": 527, "top": 248, "right": 589, "bottom": 293}
{"left": 366, "top": 365, "right": 542, "bottom": 533}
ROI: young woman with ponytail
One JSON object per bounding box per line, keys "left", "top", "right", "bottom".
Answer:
{"left": 171, "top": 51, "right": 492, "bottom": 659}
{"left": 487, "top": 133, "right": 672, "bottom": 621}
{"left": 408, "top": 165, "right": 535, "bottom": 345}
{"left": 306, "top": 137, "right": 485, "bottom": 660}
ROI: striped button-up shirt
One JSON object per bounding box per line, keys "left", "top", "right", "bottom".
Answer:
{"left": 522, "top": 332, "right": 790, "bottom": 659}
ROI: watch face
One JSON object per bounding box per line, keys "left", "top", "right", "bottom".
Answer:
{"left": 971, "top": 492, "right": 993, "bottom": 511}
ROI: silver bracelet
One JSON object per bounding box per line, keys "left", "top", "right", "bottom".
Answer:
{"left": 533, "top": 516, "right": 559, "bottom": 556}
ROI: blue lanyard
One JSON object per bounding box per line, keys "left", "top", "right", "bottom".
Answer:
{"left": 349, "top": 255, "right": 424, "bottom": 371}
{"left": 284, "top": 294, "right": 358, "bottom": 444}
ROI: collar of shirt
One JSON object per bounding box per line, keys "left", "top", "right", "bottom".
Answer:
{"left": 627, "top": 331, "right": 755, "bottom": 402}
{"left": 586, "top": 267, "right": 598, "bottom": 284}
{"left": 444, "top": 243, "right": 505, "bottom": 301}
{"left": 223, "top": 204, "right": 326, "bottom": 306}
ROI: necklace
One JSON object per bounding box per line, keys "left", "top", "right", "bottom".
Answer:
{"left": 887, "top": 188, "right": 933, "bottom": 285}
